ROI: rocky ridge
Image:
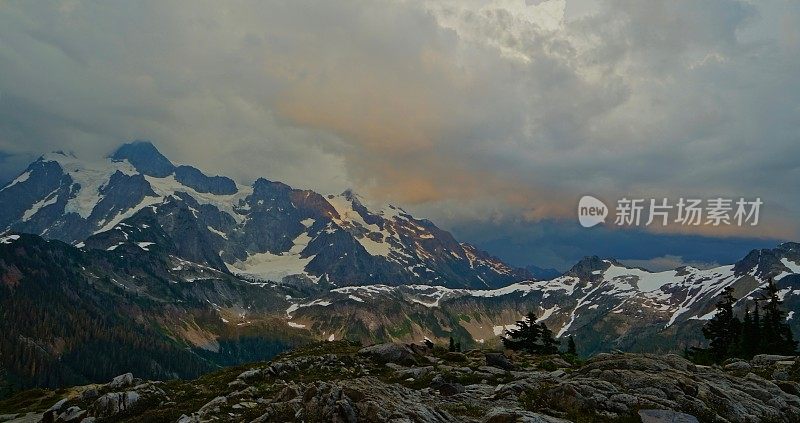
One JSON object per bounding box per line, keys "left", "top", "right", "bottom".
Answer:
{"left": 3, "top": 341, "right": 799, "bottom": 422}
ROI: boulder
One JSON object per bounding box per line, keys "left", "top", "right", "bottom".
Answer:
{"left": 485, "top": 353, "right": 514, "bottom": 370}
{"left": 438, "top": 382, "right": 465, "bottom": 396}
{"left": 358, "top": 343, "right": 419, "bottom": 365}
{"left": 107, "top": 373, "right": 134, "bottom": 389}
{"left": 543, "top": 357, "right": 572, "bottom": 368}
{"left": 724, "top": 361, "right": 751, "bottom": 371}
{"left": 478, "top": 365, "right": 508, "bottom": 376}
{"left": 483, "top": 407, "right": 572, "bottom": 423}
{"left": 56, "top": 406, "right": 86, "bottom": 422}
{"left": 773, "top": 370, "right": 790, "bottom": 381}
{"left": 80, "top": 388, "right": 99, "bottom": 401}
{"left": 93, "top": 391, "right": 140, "bottom": 417}
{"left": 752, "top": 354, "right": 796, "bottom": 366}
{"left": 48, "top": 399, "right": 67, "bottom": 413}
{"left": 237, "top": 368, "right": 263, "bottom": 380}
{"left": 638, "top": 409, "right": 699, "bottom": 423}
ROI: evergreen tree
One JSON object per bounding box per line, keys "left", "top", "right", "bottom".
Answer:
{"left": 738, "top": 306, "right": 757, "bottom": 358}
{"left": 701, "top": 286, "right": 742, "bottom": 362}
{"left": 502, "top": 312, "right": 542, "bottom": 353}
{"left": 539, "top": 323, "right": 559, "bottom": 354}
{"left": 448, "top": 336, "right": 456, "bottom": 352}
{"left": 455, "top": 341, "right": 462, "bottom": 352}
{"left": 567, "top": 335, "right": 577, "bottom": 355}
{"left": 760, "top": 278, "right": 798, "bottom": 355}
{"left": 752, "top": 301, "right": 761, "bottom": 352}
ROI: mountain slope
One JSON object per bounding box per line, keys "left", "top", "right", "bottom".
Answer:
{"left": 0, "top": 232, "right": 797, "bottom": 398}
{"left": 0, "top": 233, "right": 309, "bottom": 397}
{"left": 0, "top": 141, "right": 530, "bottom": 289}
{"left": 281, "top": 243, "right": 800, "bottom": 355}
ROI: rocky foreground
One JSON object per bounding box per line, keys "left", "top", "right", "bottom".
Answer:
{"left": 1, "top": 341, "right": 799, "bottom": 423}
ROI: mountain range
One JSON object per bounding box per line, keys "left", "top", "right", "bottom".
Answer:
{"left": 0, "top": 141, "right": 529, "bottom": 290}
{"left": 1, "top": 141, "right": 798, "bottom": 396}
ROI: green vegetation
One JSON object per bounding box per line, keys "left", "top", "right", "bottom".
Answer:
{"left": 501, "top": 312, "right": 559, "bottom": 355}
{"left": 0, "top": 237, "right": 301, "bottom": 400}
{"left": 688, "top": 279, "right": 798, "bottom": 364}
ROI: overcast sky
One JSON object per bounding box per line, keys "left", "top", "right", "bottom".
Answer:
{"left": 0, "top": 0, "right": 797, "bottom": 270}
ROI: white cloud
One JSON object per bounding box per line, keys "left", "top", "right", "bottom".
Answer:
{"left": 621, "top": 255, "right": 720, "bottom": 272}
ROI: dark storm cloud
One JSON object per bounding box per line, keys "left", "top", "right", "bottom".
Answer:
{"left": 0, "top": 0, "right": 798, "bottom": 265}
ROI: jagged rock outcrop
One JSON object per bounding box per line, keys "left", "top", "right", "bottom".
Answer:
{"left": 8, "top": 342, "right": 798, "bottom": 422}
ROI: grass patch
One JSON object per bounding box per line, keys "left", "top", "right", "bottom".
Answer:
{"left": 0, "top": 388, "right": 59, "bottom": 414}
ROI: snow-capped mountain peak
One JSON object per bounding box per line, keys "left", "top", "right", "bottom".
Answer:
{"left": 1, "top": 141, "right": 530, "bottom": 289}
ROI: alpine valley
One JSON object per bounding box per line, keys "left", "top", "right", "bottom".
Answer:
{"left": 1, "top": 141, "right": 798, "bottom": 397}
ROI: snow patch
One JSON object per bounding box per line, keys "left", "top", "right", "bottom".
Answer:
{"left": 22, "top": 191, "right": 59, "bottom": 221}
{"left": 0, "top": 234, "right": 20, "bottom": 244}
{"left": 3, "top": 170, "right": 31, "bottom": 190}
{"left": 206, "top": 226, "right": 228, "bottom": 239}
{"left": 137, "top": 242, "right": 155, "bottom": 251}
{"left": 226, "top": 230, "right": 314, "bottom": 281}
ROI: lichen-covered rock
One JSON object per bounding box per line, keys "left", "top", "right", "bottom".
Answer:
{"left": 540, "top": 353, "right": 800, "bottom": 422}
{"left": 638, "top": 409, "right": 699, "bottom": 423}
{"left": 358, "top": 342, "right": 420, "bottom": 365}
{"left": 92, "top": 391, "right": 140, "bottom": 417}
{"left": 485, "top": 353, "right": 514, "bottom": 370}
{"left": 106, "top": 373, "right": 133, "bottom": 389}
{"left": 13, "top": 342, "right": 800, "bottom": 423}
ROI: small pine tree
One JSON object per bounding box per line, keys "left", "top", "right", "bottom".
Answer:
{"left": 567, "top": 335, "right": 577, "bottom": 355}
{"left": 760, "top": 278, "right": 798, "bottom": 355}
{"left": 539, "top": 323, "right": 559, "bottom": 354}
{"left": 502, "top": 312, "right": 542, "bottom": 353}
{"left": 448, "top": 336, "right": 456, "bottom": 352}
{"left": 738, "top": 306, "right": 756, "bottom": 358}
{"left": 702, "top": 286, "right": 742, "bottom": 362}
{"left": 455, "top": 341, "right": 462, "bottom": 352}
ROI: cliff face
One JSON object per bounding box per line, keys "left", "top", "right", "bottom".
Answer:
{"left": 5, "top": 341, "right": 799, "bottom": 422}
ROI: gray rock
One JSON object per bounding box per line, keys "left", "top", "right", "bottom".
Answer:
{"left": 396, "top": 366, "right": 434, "bottom": 379}
{"left": 724, "top": 361, "right": 751, "bottom": 371}
{"left": 773, "top": 370, "right": 790, "bottom": 381}
{"left": 237, "top": 368, "right": 262, "bottom": 380}
{"left": 57, "top": 406, "right": 86, "bottom": 422}
{"left": 358, "top": 343, "right": 419, "bottom": 365}
{"left": 483, "top": 407, "right": 571, "bottom": 423}
{"left": 638, "top": 409, "right": 699, "bottom": 423}
{"left": 478, "top": 365, "right": 508, "bottom": 376}
{"left": 107, "top": 373, "right": 134, "bottom": 389}
{"left": 93, "top": 391, "right": 140, "bottom": 417}
{"left": 543, "top": 357, "right": 572, "bottom": 368}
{"left": 438, "top": 382, "right": 465, "bottom": 396}
{"left": 48, "top": 398, "right": 67, "bottom": 413}
{"left": 485, "top": 353, "right": 514, "bottom": 370}
{"left": 80, "top": 388, "right": 98, "bottom": 401}
{"left": 176, "top": 414, "right": 199, "bottom": 423}
{"left": 752, "top": 354, "right": 797, "bottom": 366}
